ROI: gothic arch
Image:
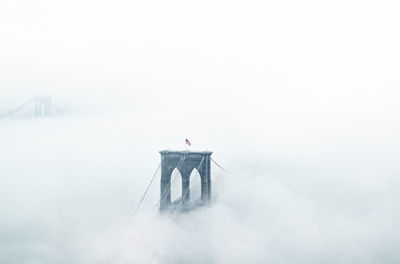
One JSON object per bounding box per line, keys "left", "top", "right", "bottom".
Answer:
{"left": 159, "top": 150, "right": 212, "bottom": 210}
{"left": 190, "top": 168, "right": 201, "bottom": 201}
{"left": 170, "top": 168, "right": 182, "bottom": 203}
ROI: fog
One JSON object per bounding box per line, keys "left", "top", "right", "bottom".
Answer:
{"left": 1, "top": 0, "right": 400, "bottom": 263}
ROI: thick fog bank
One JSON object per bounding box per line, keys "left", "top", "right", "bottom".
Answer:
{"left": 0, "top": 108, "right": 399, "bottom": 264}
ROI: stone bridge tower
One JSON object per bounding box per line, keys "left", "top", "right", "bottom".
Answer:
{"left": 159, "top": 150, "right": 212, "bottom": 210}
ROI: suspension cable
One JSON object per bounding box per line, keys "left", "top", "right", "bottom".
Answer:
{"left": 0, "top": 97, "right": 35, "bottom": 119}
{"left": 129, "top": 156, "right": 204, "bottom": 264}
{"left": 100, "top": 158, "right": 163, "bottom": 264}
{"left": 211, "top": 157, "right": 227, "bottom": 172}
{"left": 115, "top": 154, "right": 188, "bottom": 263}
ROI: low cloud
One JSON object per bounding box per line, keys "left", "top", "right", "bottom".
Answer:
{"left": 0, "top": 108, "right": 399, "bottom": 263}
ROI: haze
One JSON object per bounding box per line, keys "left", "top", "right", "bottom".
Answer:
{"left": 1, "top": 0, "right": 400, "bottom": 263}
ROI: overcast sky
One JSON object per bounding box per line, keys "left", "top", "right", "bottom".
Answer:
{"left": 1, "top": 0, "right": 400, "bottom": 263}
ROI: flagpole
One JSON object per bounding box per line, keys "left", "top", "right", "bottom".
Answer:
{"left": 185, "top": 138, "right": 191, "bottom": 151}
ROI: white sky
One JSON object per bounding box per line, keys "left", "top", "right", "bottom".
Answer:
{"left": 1, "top": 0, "right": 399, "bottom": 109}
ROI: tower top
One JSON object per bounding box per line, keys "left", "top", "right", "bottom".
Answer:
{"left": 159, "top": 150, "right": 213, "bottom": 156}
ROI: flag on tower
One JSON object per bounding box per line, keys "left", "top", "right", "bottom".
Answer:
{"left": 185, "top": 138, "right": 191, "bottom": 146}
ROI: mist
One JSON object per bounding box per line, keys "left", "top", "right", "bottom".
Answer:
{"left": 1, "top": 0, "right": 400, "bottom": 263}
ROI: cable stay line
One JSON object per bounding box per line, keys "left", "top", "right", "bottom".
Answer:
{"left": 51, "top": 104, "right": 66, "bottom": 113}
{"left": 129, "top": 156, "right": 205, "bottom": 263}
{"left": 0, "top": 97, "right": 35, "bottom": 119}
{"left": 117, "top": 154, "right": 190, "bottom": 264}
{"left": 100, "top": 159, "right": 163, "bottom": 264}
{"left": 211, "top": 157, "right": 227, "bottom": 172}
{"left": 107, "top": 154, "right": 187, "bottom": 264}
{"left": 137, "top": 155, "right": 207, "bottom": 264}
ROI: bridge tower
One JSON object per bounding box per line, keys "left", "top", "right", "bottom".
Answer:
{"left": 34, "top": 95, "right": 42, "bottom": 117}
{"left": 34, "top": 96, "right": 52, "bottom": 117}
{"left": 44, "top": 96, "right": 52, "bottom": 116}
{"left": 159, "top": 150, "right": 212, "bottom": 210}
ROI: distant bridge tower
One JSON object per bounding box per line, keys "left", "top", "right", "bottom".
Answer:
{"left": 34, "top": 95, "right": 52, "bottom": 117}
{"left": 159, "top": 150, "right": 212, "bottom": 210}
{"left": 0, "top": 95, "right": 62, "bottom": 120}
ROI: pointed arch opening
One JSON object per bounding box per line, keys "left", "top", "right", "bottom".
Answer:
{"left": 170, "top": 168, "right": 182, "bottom": 203}
{"left": 190, "top": 168, "right": 202, "bottom": 201}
